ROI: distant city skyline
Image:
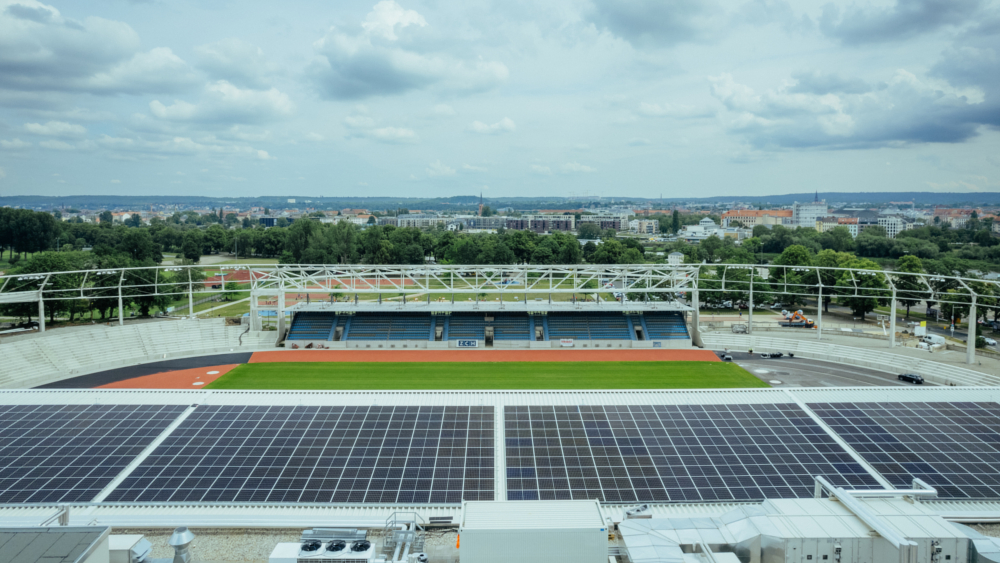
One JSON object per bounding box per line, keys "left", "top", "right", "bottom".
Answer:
{"left": 0, "top": 0, "right": 998, "bottom": 197}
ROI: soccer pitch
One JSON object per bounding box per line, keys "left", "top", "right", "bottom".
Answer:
{"left": 206, "top": 361, "right": 768, "bottom": 390}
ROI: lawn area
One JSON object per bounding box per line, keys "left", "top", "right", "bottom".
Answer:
{"left": 206, "top": 360, "right": 768, "bottom": 390}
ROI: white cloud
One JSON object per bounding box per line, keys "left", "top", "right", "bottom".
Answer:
{"left": 432, "top": 104, "right": 456, "bottom": 116}
{"left": 39, "top": 139, "right": 75, "bottom": 150}
{"left": 370, "top": 127, "right": 417, "bottom": 143}
{"left": 628, "top": 138, "right": 652, "bottom": 146}
{"left": 0, "top": 167, "right": 5, "bottom": 179}
{"left": 343, "top": 108, "right": 417, "bottom": 144}
{"left": 256, "top": 149, "right": 273, "bottom": 160}
{"left": 530, "top": 164, "right": 552, "bottom": 175}
{"left": 24, "top": 121, "right": 86, "bottom": 137}
{"left": 562, "top": 162, "right": 595, "bottom": 173}
{"left": 426, "top": 160, "right": 456, "bottom": 177}
{"left": 0, "top": 138, "right": 31, "bottom": 149}
{"left": 637, "top": 102, "right": 710, "bottom": 118}
{"left": 86, "top": 47, "right": 199, "bottom": 94}
{"left": 194, "top": 38, "right": 275, "bottom": 88}
{"left": 305, "top": 132, "right": 325, "bottom": 142}
{"left": 361, "top": 0, "right": 427, "bottom": 40}
{"left": 310, "top": 2, "right": 507, "bottom": 99}
{"left": 149, "top": 80, "right": 294, "bottom": 125}
{"left": 462, "top": 164, "right": 487, "bottom": 172}
{"left": 110, "top": 179, "right": 120, "bottom": 183}
{"left": 468, "top": 117, "right": 516, "bottom": 134}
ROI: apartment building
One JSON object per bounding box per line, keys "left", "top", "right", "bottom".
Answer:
{"left": 721, "top": 209, "right": 792, "bottom": 228}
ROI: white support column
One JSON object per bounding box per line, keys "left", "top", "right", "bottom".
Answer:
{"left": 249, "top": 289, "right": 260, "bottom": 331}
{"left": 748, "top": 271, "right": 754, "bottom": 335}
{"left": 38, "top": 297, "right": 45, "bottom": 332}
{"left": 889, "top": 289, "right": 897, "bottom": 349}
{"left": 967, "top": 294, "right": 977, "bottom": 365}
{"left": 188, "top": 279, "right": 194, "bottom": 320}
{"left": 118, "top": 285, "right": 124, "bottom": 326}
{"left": 690, "top": 281, "right": 703, "bottom": 348}
{"left": 277, "top": 291, "right": 286, "bottom": 338}
{"left": 817, "top": 284, "right": 823, "bottom": 341}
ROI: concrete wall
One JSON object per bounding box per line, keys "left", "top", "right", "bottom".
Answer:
{"left": 285, "top": 338, "right": 693, "bottom": 350}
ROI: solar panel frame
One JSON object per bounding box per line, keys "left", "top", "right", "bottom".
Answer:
{"left": 106, "top": 405, "right": 494, "bottom": 504}
{"left": 0, "top": 404, "right": 187, "bottom": 504}
{"left": 505, "top": 403, "right": 881, "bottom": 502}
{"left": 808, "top": 401, "right": 1000, "bottom": 500}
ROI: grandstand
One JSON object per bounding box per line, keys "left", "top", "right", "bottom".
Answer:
{"left": 284, "top": 311, "right": 691, "bottom": 348}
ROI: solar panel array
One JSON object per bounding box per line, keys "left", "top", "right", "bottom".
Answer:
{"left": 106, "top": 405, "right": 494, "bottom": 504}
{"left": 504, "top": 404, "right": 881, "bottom": 502}
{"left": 809, "top": 401, "right": 1000, "bottom": 500}
{"left": 0, "top": 404, "right": 186, "bottom": 503}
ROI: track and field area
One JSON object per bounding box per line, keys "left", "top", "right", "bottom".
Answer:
{"left": 205, "top": 360, "right": 767, "bottom": 390}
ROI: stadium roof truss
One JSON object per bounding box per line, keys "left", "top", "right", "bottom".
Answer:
{"left": 1, "top": 264, "right": 997, "bottom": 310}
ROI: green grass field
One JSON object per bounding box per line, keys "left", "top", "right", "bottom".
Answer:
{"left": 206, "top": 361, "right": 767, "bottom": 390}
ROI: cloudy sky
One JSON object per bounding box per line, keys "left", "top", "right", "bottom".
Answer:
{"left": 0, "top": 0, "right": 998, "bottom": 199}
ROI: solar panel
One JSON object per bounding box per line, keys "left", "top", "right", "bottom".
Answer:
{"left": 809, "top": 401, "right": 1000, "bottom": 500}
{"left": 106, "top": 405, "right": 494, "bottom": 504}
{"left": 505, "top": 404, "right": 881, "bottom": 502}
{"left": 0, "top": 404, "right": 187, "bottom": 503}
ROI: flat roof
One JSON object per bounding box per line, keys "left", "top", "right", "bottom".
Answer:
{"left": 461, "top": 500, "right": 604, "bottom": 530}
{"left": 0, "top": 527, "right": 109, "bottom": 563}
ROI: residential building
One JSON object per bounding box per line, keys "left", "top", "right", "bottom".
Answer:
{"left": 816, "top": 216, "right": 860, "bottom": 237}
{"left": 577, "top": 213, "right": 629, "bottom": 231}
{"left": 397, "top": 214, "right": 448, "bottom": 228}
{"left": 721, "top": 209, "right": 792, "bottom": 228}
{"left": 878, "top": 216, "right": 909, "bottom": 239}
{"left": 629, "top": 219, "right": 659, "bottom": 234}
{"left": 792, "top": 199, "right": 828, "bottom": 229}
{"left": 504, "top": 215, "right": 575, "bottom": 233}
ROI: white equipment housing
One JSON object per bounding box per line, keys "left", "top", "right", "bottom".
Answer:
{"left": 459, "top": 500, "right": 608, "bottom": 563}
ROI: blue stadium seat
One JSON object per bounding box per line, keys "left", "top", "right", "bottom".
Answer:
{"left": 642, "top": 312, "right": 690, "bottom": 339}
{"left": 287, "top": 313, "right": 337, "bottom": 340}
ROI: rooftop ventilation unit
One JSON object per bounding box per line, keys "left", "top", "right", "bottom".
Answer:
{"left": 270, "top": 528, "right": 373, "bottom": 563}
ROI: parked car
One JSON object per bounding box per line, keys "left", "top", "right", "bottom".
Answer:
{"left": 722, "top": 355, "right": 733, "bottom": 362}
{"left": 759, "top": 352, "right": 784, "bottom": 359}
{"left": 898, "top": 373, "right": 924, "bottom": 384}
{"left": 985, "top": 337, "right": 997, "bottom": 346}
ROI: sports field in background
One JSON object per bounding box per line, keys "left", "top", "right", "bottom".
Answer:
{"left": 206, "top": 361, "right": 767, "bottom": 390}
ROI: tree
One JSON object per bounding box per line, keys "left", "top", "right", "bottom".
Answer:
{"left": 577, "top": 223, "right": 602, "bottom": 240}
{"left": 181, "top": 231, "right": 203, "bottom": 262}
{"left": 99, "top": 211, "right": 113, "bottom": 226}
{"left": 582, "top": 241, "right": 598, "bottom": 262}
{"left": 591, "top": 240, "right": 624, "bottom": 264}
{"left": 117, "top": 229, "right": 162, "bottom": 263}
{"left": 773, "top": 244, "right": 813, "bottom": 307}
{"left": 671, "top": 209, "right": 680, "bottom": 234}
{"left": 125, "top": 213, "right": 143, "bottom": 228}
{"left": 204, "top": 224, "right": 228, "bottom": 254}
{"left": 699, "top": 235, "right": 723, "bottom": 262}
{"left": 893, "top": 255, "right": 925, "bottom": 318}
{"left": 836, "top": 258, "right": 889, "bottom": 318}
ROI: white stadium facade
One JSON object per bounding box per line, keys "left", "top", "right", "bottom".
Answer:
{"left": 1, "top": 264, "right": 1000, "bottom": 563}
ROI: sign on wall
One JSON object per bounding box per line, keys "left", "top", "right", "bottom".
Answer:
{"left": 559, "top": 339, "right": 574, "bottom": 347}
{"left": 457, "top": 340, "right": 478, "bottom": 348}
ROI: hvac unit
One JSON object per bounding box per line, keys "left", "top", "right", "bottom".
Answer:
{"left": 109, "top": 534, "right": 153, "bottom": 563}
{"left": 459, "top": 500, "right": 609, "bottom": 563}
{"left": 270, "top": 528, "right": 374, "bottom": 563}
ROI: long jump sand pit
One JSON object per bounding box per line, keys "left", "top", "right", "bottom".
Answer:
{"left": 248, "top": 348, "right": 720, "bottom": 363}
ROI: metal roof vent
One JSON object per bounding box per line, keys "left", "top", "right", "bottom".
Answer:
{"left": 168, "top": 527, "right": 196, "bottom": 563}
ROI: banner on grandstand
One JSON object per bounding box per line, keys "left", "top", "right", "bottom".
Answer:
{"left": 457, "top": 340, "right": 478, "bottom": 348}
{"left": 559, "top": 339, "right": 574, "bottom": 347}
